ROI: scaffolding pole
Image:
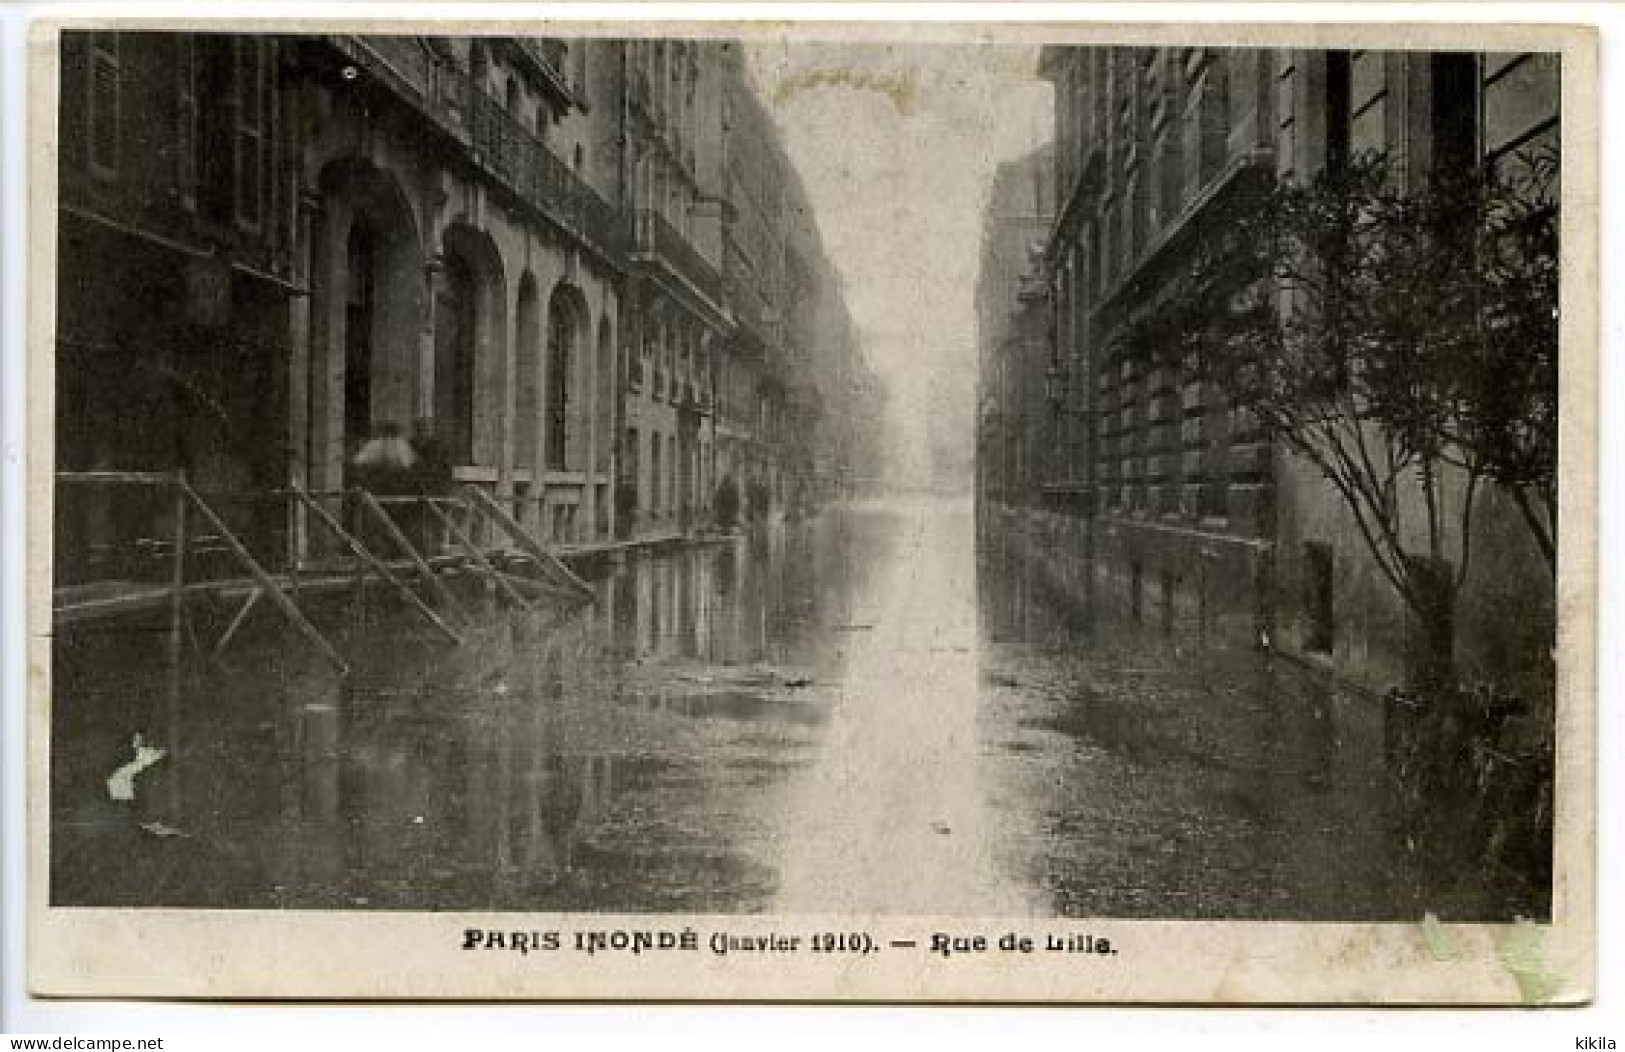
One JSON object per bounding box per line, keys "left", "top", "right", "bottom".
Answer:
{"left": 292, "top": 484, "right": 463, "bottom": 645}
{"left": 423, "top": 498, "right": 535, "bottom": 611}
{"left": 462, "top": 484, "right": 594, "bottom": 600}
{"left": 353, "top": 489, "right": 469, "bottom": 623}
{"left": 178, "top": 479, "right": 350, "bottom": 676}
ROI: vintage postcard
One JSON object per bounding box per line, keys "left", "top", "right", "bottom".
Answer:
{"left": 25, "top": 13, "right": 1597, "bottom": 1002}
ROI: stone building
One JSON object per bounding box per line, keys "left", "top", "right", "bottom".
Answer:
{"left": 717, "top": 46, "right": 884, "bottom": 520}
{"left": 293, "top": 35, "right": 624, "bottom": 544}
{"left": 618, "top": 37, "right": 732, "bottom": 538}
{"left": 974, "top": 145, "right": 1055, "bottom": 513}
{"left": 1022, "top": 46, "right": 1559, "bottom": 696}
{"left": 716, "top": 49, "right": 794, "bottom": 521}
{"left": 55, "top": 33, "right": 308, "bottom": 576}
{"left": 54, "top": 30, "right": 879, "bottom": 574}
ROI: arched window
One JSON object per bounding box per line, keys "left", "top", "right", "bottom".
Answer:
{"left": 597, "top": 317, "right": 614, "bottom": 473}
{"left": 546, "top": 292, "right": 575, "bottom": 470}
{"left": 434, "top": 253, "right": 478, "bottom": 465}
{"left": 515, "top": 276, "right": 540, "bottom": 468}
{"left": 343, "top": 221, "right": 376, "bottom": 447}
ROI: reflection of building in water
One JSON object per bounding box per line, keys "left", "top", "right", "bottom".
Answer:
{"left": 975, "top": 518, "right": 1413, "bottom": 919}
{"left": 260, "top": 611, "right": 625, "bottom": 906}
{"left": 51, "top": 508, "right": 860, "bottom": 910}
{"left": 596, "top": 522, "right": 844, "bottom": 671}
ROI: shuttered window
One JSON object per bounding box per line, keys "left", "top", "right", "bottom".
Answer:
{"left": 175, "top": 36, "right": 198, "bottom": 205}
{"left": 233, "top": 38, "right": 266, "bottom": 229}
{"left": 87, "top": 33, "right": 120, "bottom": 176}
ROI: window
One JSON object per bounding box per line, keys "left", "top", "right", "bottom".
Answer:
{"left": 650, "top": 437, "right": 662, "bottom": 516}
{"left": 1127, "top": 169, "right": 1146, "bottom": 259}
{"left": 505, "top": 77, "right": 522, "bottom": 121}
{"left": 175, "top": 37, "right": 198, "bottom": 203}
{"left": 1325, "top": 51, "right": 1352, "bottom": 174}
{"left": 1089, "top": 224, "right": 1103, "bottom": 298}
{"left": 1303, "top": 542, "right": 1335, "bottom": 654}
{"left": 344, "top": 222, "right": 377, "bottom": 447}
{"left": 1104, "top": 201, "right": 1121, "bottom": 284}
{"left": 434, "top": 254, "right": 479, "bottom": 465}
{"left": 1347, "top": 51, "right": 1387, "bottom": 157}
{"left": 1432, "top": 52, "right": 1480, "bottom": 176}
{"left": 514, "top": 280, "right": 541, "bottom": 468}
{"left": 1151, "top": 129, "right": 1179, "bottom": 230}
{"left": 667, "top": 436, "right": 677, "bottom": 513}
{"left": 233, "top": 38, "right": 268, "bottom": 229}
{"left": 87, "top": 33, "right": 120, "bottom": 176}
{"left": 546, "top": 297, "right": 574, "bottom": 470}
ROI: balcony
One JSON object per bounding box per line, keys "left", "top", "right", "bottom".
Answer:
{"left": 511, "top": 38, "right": 574, "bottom": 102}
{"left": 326, "top": 36, "right": 623, "bottom": 259}
{"left": 630, "top": 209, "right": 725, "bottom": 314}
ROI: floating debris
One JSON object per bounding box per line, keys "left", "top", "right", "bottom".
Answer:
{"left": 138, "top": 821, "right": 190, "bottom": 839}
{"left": 105, "top": 733, "right": 166, "bottom": 803}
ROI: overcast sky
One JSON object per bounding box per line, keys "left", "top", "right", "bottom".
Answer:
{"left": 744, "top": 41, "right": 1053, "bottom": 483}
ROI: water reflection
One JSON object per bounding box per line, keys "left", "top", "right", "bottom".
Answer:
{"left": 51, "top": 498, "right": 1537, "bottom": 919}
{"left": 975, "top": 515, "right": 1537, "bottom": 921}
{"left": 50, "top": 517, "right": 859, "bottom": 911}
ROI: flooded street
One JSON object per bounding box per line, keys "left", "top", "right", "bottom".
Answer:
{"left": 52, "top": 497, "right": 1522, "bottom": 919}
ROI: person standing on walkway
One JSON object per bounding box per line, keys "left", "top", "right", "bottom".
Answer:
{"left": 351, "top": 421, "right": 417, "bottom": 494}
{"left": 349, "top": 421, "right": 417, "bottom": 552}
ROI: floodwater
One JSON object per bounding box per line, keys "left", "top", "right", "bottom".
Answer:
{"left": 50, "top": 497, "right": 1540, "bottom": 919}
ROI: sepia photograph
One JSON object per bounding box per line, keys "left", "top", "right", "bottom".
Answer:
{"left": 25, "top": 16, "right": 1595, "bottom": 1002}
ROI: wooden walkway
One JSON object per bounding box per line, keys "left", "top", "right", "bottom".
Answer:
{"left": 55, "top": 478, "right": 731, "bottom": 634}
{"left": 49, "top": 471, "right": 658, "bottom": 676}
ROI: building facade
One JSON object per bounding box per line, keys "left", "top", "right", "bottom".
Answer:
{"left": 55, "top": 31, "right": 880, "bottom": 576}
{"left": 618, "top": 37, "right": 731, "bottom": 538}
{"left": 974, "top": 145, "right": 1055, "bottom": 514}
{"left": 995, "top": 46, "right": 1559, "bottom": 698}
{"left": 717, "top": 46, "right": 886, "bottom": 519}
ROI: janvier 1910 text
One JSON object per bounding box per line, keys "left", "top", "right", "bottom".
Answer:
{"left": 461, "top": 927, "right": 1117, "bottom": 958}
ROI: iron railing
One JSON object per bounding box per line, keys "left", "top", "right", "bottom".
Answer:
{"left": 514, "top": 38, "right": 570, "bottom": 86}
{"left": 327, "top": 35, "right": 624, "bottom": 258}
{"left": 630, "top": 208, "right": 724, "bottom": 308}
